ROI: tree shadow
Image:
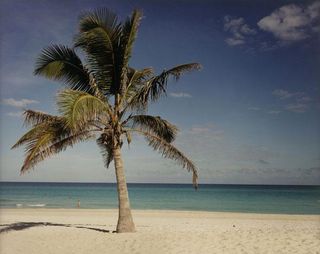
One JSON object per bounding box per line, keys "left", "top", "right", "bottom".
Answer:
{"left": 0, "top": 222, "right": 116, "bottom": 234}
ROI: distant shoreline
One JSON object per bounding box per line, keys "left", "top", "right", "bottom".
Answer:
{"left": 1, "top": 181, "right": 319, "bottom": 187}
{"left": 3, "top": 207, "right": 320, "bottom": 216}
{"left": 2, "top": 208, "right": 320, "bottom": 219}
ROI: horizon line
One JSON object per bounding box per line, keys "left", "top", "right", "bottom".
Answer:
{"left": 0, "top": 181, "right": 319, "bottom": 187}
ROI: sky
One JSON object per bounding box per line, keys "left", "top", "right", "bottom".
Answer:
{"left": 0, "top": 0, "right": 319, "bottom": 185}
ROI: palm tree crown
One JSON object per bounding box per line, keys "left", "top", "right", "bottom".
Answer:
{"left": 12, "top": 8, "right": 201, "bottom": 232}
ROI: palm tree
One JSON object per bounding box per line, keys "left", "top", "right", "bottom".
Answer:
{"left": 12, "top": 8, "right": 201, "bottom": 233}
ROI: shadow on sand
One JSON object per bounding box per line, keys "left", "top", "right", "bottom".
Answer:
{"left": 0, "top": 222, "right": 115, "bottom": 234}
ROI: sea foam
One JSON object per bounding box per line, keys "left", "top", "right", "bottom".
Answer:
{"left": 27, "top": 204, "right": 46, "bottom": 207}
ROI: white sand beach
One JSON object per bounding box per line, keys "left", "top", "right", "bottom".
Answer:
{"left": 0, "top": 209, "right": 319, "bottom": 254}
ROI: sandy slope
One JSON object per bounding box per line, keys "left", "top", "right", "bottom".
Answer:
{"left": 0, "top": 209, "right": 319, "bottom": 254}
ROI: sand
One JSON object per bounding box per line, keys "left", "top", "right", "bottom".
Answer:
{"left": 0, "top": 209, "right": 319, "bottom": 254}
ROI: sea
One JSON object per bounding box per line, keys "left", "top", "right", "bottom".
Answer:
{"left": 0, "top": 182, "right": 319, "bottom": 215}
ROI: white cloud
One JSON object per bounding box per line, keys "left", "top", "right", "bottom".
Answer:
{"left": 248, "top": 107, "right": 260, "bottom": 111}
{"left": 187, "top": 125, "right": 225, "bottom": 141}
{"left": 308, "top": 1, "right": 320, "bottom": 19}
{"left": 183, "top": 124, "right": 224, "bottom": 139}
{"left": 272, "top": 89, "right": 296, "bottom": 99}
{"left": 2, "top": 98, "right": 39, "bottom": 108}
{"left": 267, "top": 110, "right": 282, "bottom": 114}
{"left": 272, "top": 89, "right": 312, "bottom": 113}
{"left": 285, "top": 103, "right": 309, "bottom": 113}
{"left": 224, "top": 16, "right": 256, "bottom": 46}
{"left": 225, "top": 38, "right": 245, "bottom": 46}
{"left": 189, "top": 127, "right": 211, "bottom": 133}
{"left": 247, "top": 90, "right": 312, "bottom": 115}
{"left": 258, "top": 2, "right": 320, "bottom": 42}
{"left": 231, "top": 145, "right": 279, "bottom": 165}
{"left": 224, "top": 16, "right": 256, "bottom": 36}
{"left": 169, "top": 92, "right": 192, "bottom": 98}
{"left": 297, "top": 96, "right": 312, "bottom": 103}
{"left": 6, "top": 112, "right": 23, "bottom": 117}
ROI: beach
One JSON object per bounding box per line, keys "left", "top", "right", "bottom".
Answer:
{"left": 0, "top": 209, "right": 319, "bottom": 254}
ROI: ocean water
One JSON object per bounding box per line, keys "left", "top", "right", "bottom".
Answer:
{"left": 0, "top": 182, "right": 319, "bottom": 214}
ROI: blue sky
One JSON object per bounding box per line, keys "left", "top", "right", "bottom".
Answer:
{"left": 0, "top": 0, "right": 319, "bottom": 185}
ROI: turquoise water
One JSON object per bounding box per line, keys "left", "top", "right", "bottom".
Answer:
{"left": 0, "top": 182, "right": 319, "bottom": 214}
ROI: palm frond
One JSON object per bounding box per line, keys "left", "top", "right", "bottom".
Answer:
{"left": 12, "top": 111, "right": 63, "bottom": 149}
{"left": 21, "top": 131, "right": 53, "bottom": 173}
{"left": 23, "top": 110, "right": 61, "bottom": 127}
{"left": 75, "top": 8, "right": 122, "bottom": 95}
{"left": 97, "top": 132, "right": 114, "bottom": 168}
{"left": 119, "top": 10, "right": 142, "bottom": 70}
{"left": 57, "top": 89, "right": 110, "bottom": 129}
{"left": 159, "top": 63, "right": 202, "bottom": 82}
{"left": 78, "top": 8, "right": 120, "bottom": 34}
{"left": 34, "top": 45, "right": 94, "bottom": 93}
{"left": 131, "top": 129, "right": 198, "bottom": 189}
{"left": 20, "top": 125, "right": 94, "bottom": 173}
{"left": 124, "top": 115, "right": 178, "bottom": 143}
{"left": 127, "top": 63, "right": 201, "bottom": 110}
{"left": 124, "top": 130, "right": 132, "bottom": 146}
{"left": 12, "top": 122, "right": 48, "bottom": 149}
{"left": 123, "top": 67, "right": 154, "bottom": 100}
{"left": 127, "top": 67, "right": 154, "bottom": 86}
{"left": 117, "top": 10, "right": 143, "bottom": 94}
{"left": 12, "top": 110, "right": 96, "bottom": 173}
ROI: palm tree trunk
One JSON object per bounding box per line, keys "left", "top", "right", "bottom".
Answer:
{"left": 113, "top": 147, "right": 136, "bottom": 233}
